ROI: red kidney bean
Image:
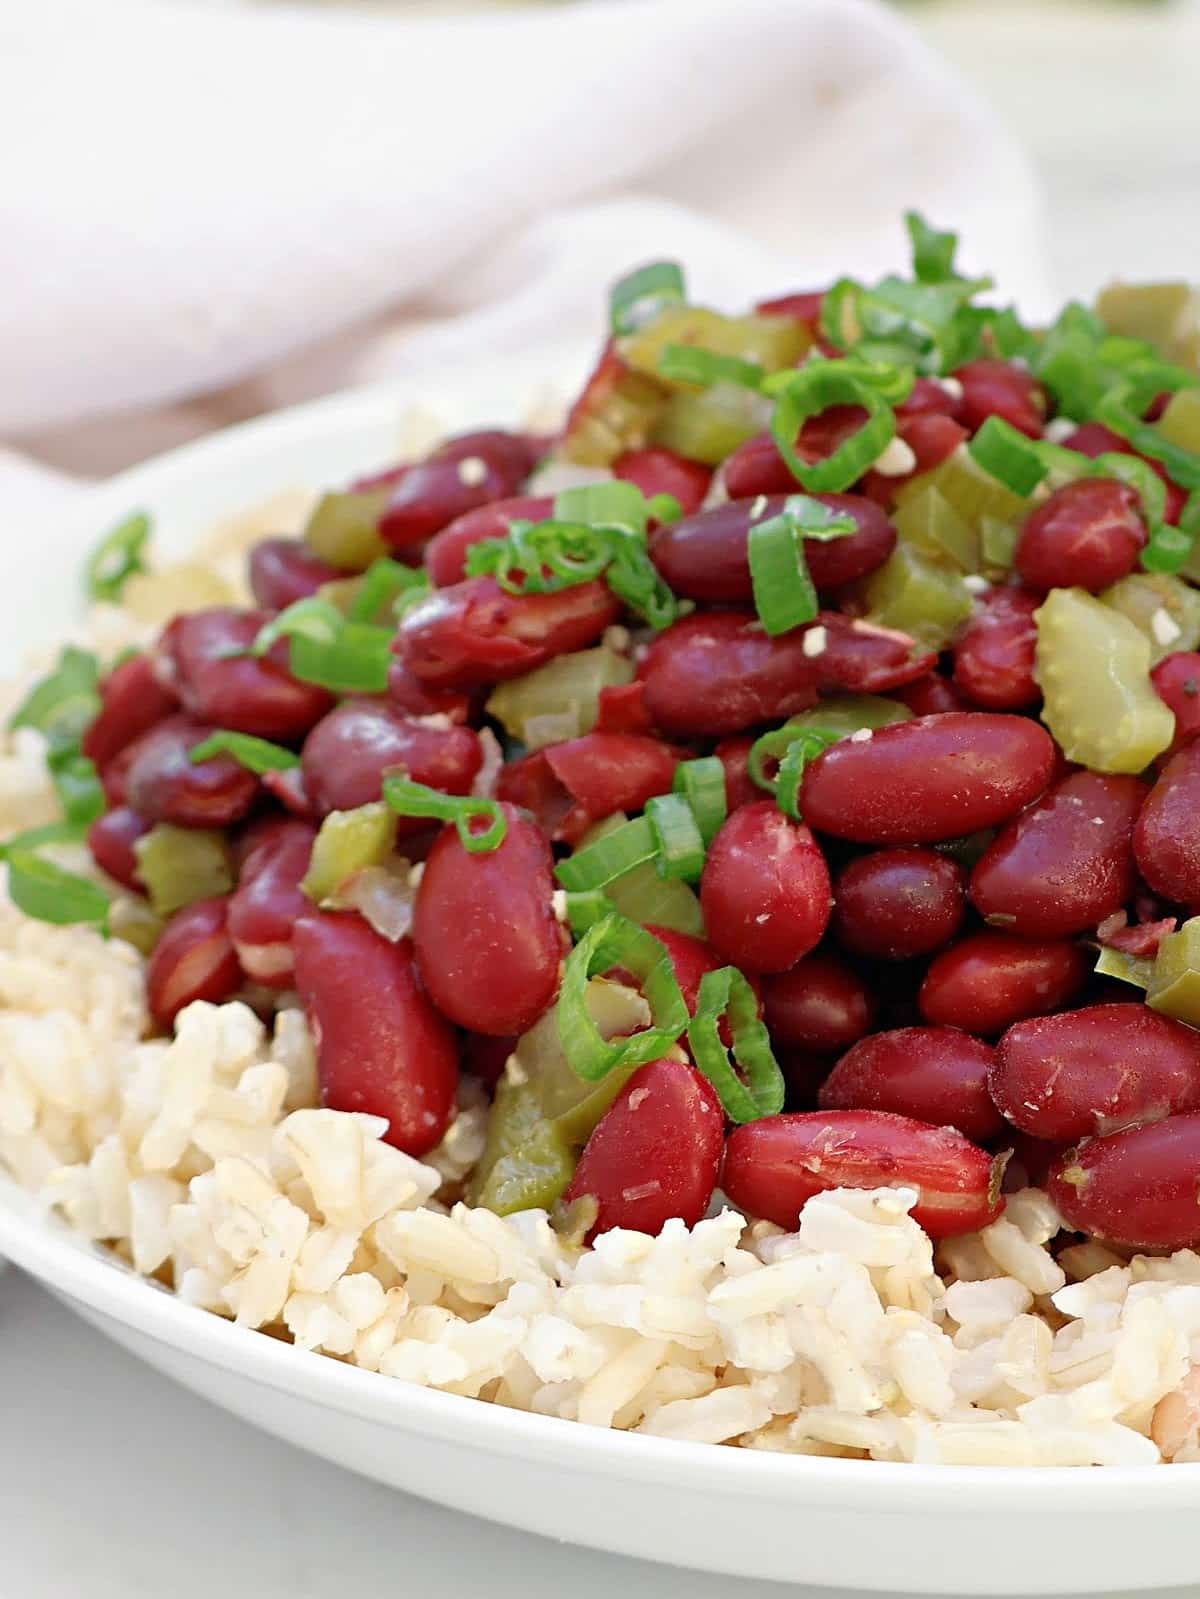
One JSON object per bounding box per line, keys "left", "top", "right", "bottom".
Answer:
{"left": 1063, "top": 422, "right": 1188, "bottom": 526}
{"left": 378, "top": 431, "right": 537, "bottom": 551}
{"left": 969, "top": 770, "right": 1146, "bottom": 938}
{"left": 81, "top": 653, "right": 179, "bottom": 769}
{"left": 262, "top": 764, "right": 315, "bottom": 818}
{"left": 801, "top": 712, "right": 1055, "bottom": 844}
{"left": 811, "top": 613, "right": 937, "bottom": 695}
{"left": 797, "top": 404, "right": 871, "bottom": 470}
{"left": 592, "top": 680, "right": 655, "bottom": 737}
{"left": 495, "top": 732, "right": 680, "bottom": 845}
{"left": 859, "top": 412, "right": 969, "bottom": 504}
{"left": 385, "top": 659, "right": 475, "bottom": 724}
{"left": 918, "top": 931, "right": 1090, "bottom": 1036}
{"left": 894, "top": 672, "right": 963, "bottom": 716}
{"left": 99, "top": 745, "right": 137, "bottom": 809}
{"left": 412, "top": 806, "right": 562, "bottom": 1036}
{"left": 461, "top": 1032, "right": 515, "bottom": 1091}
{"left": 634, "top": 926, "right": 764, "bottom": 1053}
{"left": 953, "top": 358, "right": 1046, "bottom": 439}
{"left": 639, "top": 611, "right": 819, "bottom": 738}
{"left": 1015, "top": 478, "right": 1147, "bottom": 594}
{"left": 300, "top": 700, "right": 482, "bottom": 820}
{"left": 227, "top": 818, "right": 315, "bottom": 988}
{"left": 650, "top": 494, "right": 895, "bottom": 604}
{"left": 1048, "top": 1113, "right": 1200, "bottom": 1251}
{"left": 992, "top": 1003, "right": 1200, "bottom": 1143}
{"left": 701, "top": 801, "right": 832, "bottom": 972}
{"left": 1135, "top": 741, "right": 1200, "bottom": 904}
{"left": 763, "top": 951, "right": 873, "bottom": 1053}
{"left": 248, "top": 536, "right": 341, "bottom": 612}
{"left": 898, "top": 378, "right": 966, "bottom": 422}
{"left": 397, "top": 575, "right": 620, "bottom": 688}
{"left": 722, "top": 1109, "right": 1003, "bottom": 1237}
{"left": 754, "top": 289, "right": 825, "bottom": 327}
{"left": 832, "top": 847, "right": 965, "bottom": 960}
{"left": 124, "top": 714, "right": 260, "bottom": 827}
{"left": 146, "top": 896, "right": 243, "bottom": 1029}
{"left": 563, "top": 1057, "right": 724, "bottom": 1239}
{"left": 952, "top": 586, "right": 1040, "bottom": 711}
{"left": 719, "top": 434, "right": 795, "bottom": 500}
{"left": 613, "top": 448, "right": 711, "bottom": 515}
{"left": 1152, "top": 651, "right": 1200, "bottom": 756}
{"left": 714, "top": 734, "right": 760, "bottom": 813}
{"left": 160, "top": 607, "right": 333, "bottom": 742}
{"left": 293, "top": 912, "right": 458, "bottom": 1155}
{"left": 778, "top": 1049, "right": 837, "bottom": 1108}
{"left": 424, "top": 496, "right": 552, "bottom": 588}
{"left": 818, "top": 1027, "right": 1002, "bottom": 1143}
{"left": 86, "top": 806, "right": 151, "bottom": 892}
{"left": 1001, "top": 1131, "right": 1061, "bottom": 1192}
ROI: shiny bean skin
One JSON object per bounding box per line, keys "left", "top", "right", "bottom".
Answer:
{"left": 1152, "top": 652, "right": 1200, "bottom": 756}
{"left": 1015, "top": 479, "right": 1147, "bottom": 595}
{"left": 640, "top": 611, "right": 819, "bottom": 738}
{"left": 397, "top": 576, "right": 620, "bottom": 689}
{"left": 227, "top": 818, "right": 316, "bottom": 988}
{"left": 613, "top": 448, "right": 711, "bottom": 515}
{"left": 424, "top": 496, "right": 552, "bottom": 588}
{"left": 991, "top": 1003, "right": 1200, "bottom": 1143}
{"left": 592, "top": 680, "right": 655, "bottom": 737}
{"left": 918, "top": 931, "right": 1090, "bottom": 1036}
{"left": 722, "top": 1109, "right": 1004, "bottom": 1237}
{"left": 563, "top": 1058, "right": 724, "bottom": 1239}
{"left": 293, "top": 913, "right": 458, "bottom": 1155}
{"left": 718, "top": 434, "right": 795, "bottom": 499}
{"left": 385, "top": 660, "right": 476, "bottom": 724}
{"left": 160, "top": 607, "right": 333, "bottom": 741}
{"left": 818, "top": 1027, "right": 1003, "bottom": 1143}
{"left": 763, "top": 951, "right": 874, "bottom": 1053}
{"left": 649, "top": 494, "right": 896, "bottom": 604}
{"left": 800, "top": 713, "right": 1056, "bottom": 844}
{"left": 300, "top": 700, "right": 482, "bottom": 820}
{"left": 262, "top": 764, "right": 315, "bottom": 818}
{"left": 412, "top": 805, "right": 562, "bottom": 1036}
{"left": 1048, "top": 1114, "right": 1200, "bottom": 1251}
{"left": 1064, "top": 422, "right": 1189, "bottom": 525}
{"left": 248, "top": 536, "right": 341, "bottom": 611}
{"left": 832, "top": 848, "right": 965, "bottom": 961}
{"left": 1135, "top": 741, "right": 1200, "bottom": 905}
{"left": 953, "top": 358, "right": 1046, "bottom": 439}
{"left": 87, "top": 806, "right": 152, "bottom": 893}
{"left": 495, "top": 732, "right": 680, "bottom": 845}
{"left": 99, "top": 744, "right": 136, "bottom": 809}
{"left": 895, "top": 672, "right": 964, "bottom": 716}
{"left": 378, "top": 431, "right": 538, "bottom": 551}
{"left": 146, "top": 896, "right": 242, "bottom": 1028}
{"left": 951, "top": 587, "right": 1040, "bottom": 711}
{"left": 124, "top": 714, "right": 260, "bottom": 827}
{"left": 81, "top": 653, "right": 179, "bottom": 768}
{"left": 970, "top": 771, "right": 1146, "bottom": 938}
{"left": 700, "top": 801, "right": 832, "bottom": 973}
{"left": 810, "top": 614, "right": 937, "bottom": 695}
{"left": 715, "top": 734, "right": 760, "bottom": 812}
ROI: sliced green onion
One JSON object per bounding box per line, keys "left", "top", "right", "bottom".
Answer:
{"left": 381, "top": 775, "right": 506, "bottom": 853}
{"left": 47, "top": 748, "right": 105, "bottom": 827}
{"left": 251, "top": 597, "right": 343, "bottom": 658}
{"left": 134, "top": 825, "right": 234, "bottom": 916}
{"left": 554, "top": 480, "right": 652, "bottom": 534}
{"left": 301, "top": 802, "right": 397, "bottom": 903}
{"left": 686, "top": 966, "right": 785, "bottom": 1123}
{"left": 767, "top": 364, "right": 896, "bottom": 494}
{"left": 775, "top": 730, "right": 837, "bottom": 820}
{"left": 555, "top": 814, "right": 658, "bottom": 892}
{"left": 1142, "top": 525, "right": 1197, "bottom": 575}
{"left": 1089, "top": 452, "right": 1167, "bottom": 535}
{"left": 747, "top": 515, "right": 818, "bottom": 635}
{"left": 905, "top": 211, "right": 958, "bottom": 284}
{"left": 289, "top": 622, "right": 392, "bottom": 693}
{"left": 1096, "top": 379, "right": 1200, "bottom": 492}
{"left": 967, "top": 416, "right": 1049, "bottom": 497}
{"left": 645, "top": 793, "right": 705, "bottom": 883}
{"left": 189, "top": 731, "right": 300, "bottom": 775}
{"left": 657, "top": 344, "right": 765, "bottom": 392}
{"left": 5, "top": 850, "right": 109, "bottom": 931}
{"left": 610, "top": 261, "right": 686, "bottom": 337}
{"left": 85, "top": 510, "right": 151, "bottom": 603}
{"left": 555, "top": 913, "right": 688, "bottom": 1081}
{"left": 987, "top": 306, "right": 1040, "bottom": 364}
{"left": 8, "top": 646, "right": 101, "bottom": 749}
{"left": 672, "top": 756, "right": 726, "bottom": 847}
{"left": 565, "top": 888, "right": 615, "bottom": 938}
{"left": 469, "top": 520, "right": 612, "bottom": 595}
{"left": 646, "top": 492, "right": 684, "bottom": 526}
{"left": 348, "top": 558, "right": 430, "bottom": 624}
{"left": 604, "top": 529, "right": 680, "bottom": 629}
{"left": 784, "top": 492, "right": 858, "bottom": 542}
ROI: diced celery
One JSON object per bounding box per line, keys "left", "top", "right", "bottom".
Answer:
{"left": 132, "top": 826, "right": 234, "bottom": 917}
{"left": 1034, "top": 587, "right": 1174, "bottom": 773}
{"left": 559, "top": 366, "right": 668, "bottom": 467}
{"left": 619, "top": 305, "right": 810, "bottom": 384}
{"left": 108, "top": 895, "right": 164, "bottom": 956}
{"left": 1147, "top": 918, "right": 1200, "bottom": 1025}
{"left": 513, "top": 976, "right": 649, "bottom": 1123}
{"left": 896, "top": 446, "right": 1033, "bottom": 534}
{"left": 303, "top": 489, "right": 390, "bottom": 571}
{"left": 1095, "top": 944, "right": 1152, "bottom": 991}
{"left": 301, "top": 803, "right": 396, "bottom": 904}
{"left": 1096, "top": 282, "right": 1200, "bottom": 367}
{"left": 980, "top": 515, "right": 1020, "bottom": 575}
{"left": 1157, "top": 389, "right": 1200, "bottom": 456}
{"left": 1100, "top": 571, "right": 1200, "bottom": 664}
{"left": 892, "top": 484, "right": 979, "bottom": 573}
{"left": 652, "top": 383, "right": 772, "bottom": 466}
{"left": 474, "top": 1114, "right": 577, "bottom": 1216}
{"left": 486, "top": 647, "right": 634, "bottom": 749}
{"left": 577, "top": 814, "right": 706, "bottom": 935}
{"left": 862, "top": 543, "right": 972, "bottom": 649}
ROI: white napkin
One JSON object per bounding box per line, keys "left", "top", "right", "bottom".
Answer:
{"left": 0, "top": 0, "right": 1048, "bottom": 506}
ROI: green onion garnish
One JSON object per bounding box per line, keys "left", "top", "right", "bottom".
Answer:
{"left": 967, "top": 416, "right": 1051, "bottom": 497}
{"left": 905, "top": 211, "right": 959, "bottom": 284}
{"left": 645, "top": 793, "right": 706, "bottom": 883}
{"left": 747, "top": 516, "right": 818, "bottom": 636}
{"left": 85, "top": 511, "right": 151, "bottom": 604}
{"left": 250, "top": 597, "right": 343, "bottom": 658}
{"left": 766, "top": 363, "right": 898, "bottom": 494}
{"left": 555, "top": 481, "right": 652, "bottom": 533}
{"left": 609, "top": 261, "right": 686, "bottom": 337}
{"left": 348, "top": 559, "right": 430, "bottom": 624}
{"left": 555, "top": 815, "right": 659, "bottom": 892}
{"left": 775, "top": 729, "right": 838, "bottom": 821}
{"left": 555, "top": 913, "right": 688, "bottom": 1081}
{"left": 1096, "top": 378, "right": 1200, "bottom": 493}
{"left": 657, "top": 344, "right": 765, "bottom": 391}
{"left": 189, "top": 731, "right": 301, "bottom": 775}
{"left": 8, "top": 646, "right": 101, "bottom": 750}
{"left": 748, "top": 723, "right": 839, "bottom": 799}
{"left": 564, "top": 888, "right": 615, "bottom": 938}
{"left": 4, "top": 850, "right": 110, "bottom": 932}
{"left": 603, "top": 529, "right": 680, "bottom": 630}
{"left": 47, "top": 748, "right": 105, "bottom": 827}
{"left": 381, "top": 775, "right": 507, "bottom": 853}
{"left": 288, "top": 622, "right": 393, "bottom": 694}
{"left": 1142, "top": 525, "right": 1197, "bottom": 575}
{"left": 671, "top": 756, "right": 727, "bottom": 848}
{"left": 686, "top": 966, "right": 785, "bottom": 1123}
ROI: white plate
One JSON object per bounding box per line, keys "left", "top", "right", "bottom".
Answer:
{"left": 3, "top": 370, "right": 1200, "bottom": 1595}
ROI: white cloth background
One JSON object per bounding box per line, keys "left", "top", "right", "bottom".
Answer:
{"left": 0, "top": 0, "right": 1048, "bottom": 507}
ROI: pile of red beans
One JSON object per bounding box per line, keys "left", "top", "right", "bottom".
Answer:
{"left": 78, "top": 315, "right": 1200, "bottom": 1258}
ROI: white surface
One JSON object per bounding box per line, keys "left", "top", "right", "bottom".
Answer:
{"left": 6, "top": 374, "right": 1200, "bottom": 1599}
